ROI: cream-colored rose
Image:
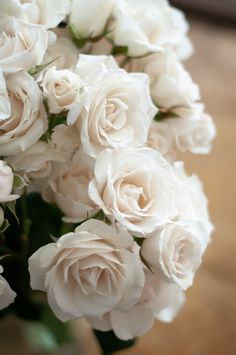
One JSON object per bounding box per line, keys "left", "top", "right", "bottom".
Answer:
{"left": 135, "top": 51, "right": 200, "bottom": 113}
{"left": 43, "top": 152, "right": 98, "bottom": 222}
{"left": 173, "top": 162, "right": 213, "bottom": 235}
{"left": 74, "top": 55, "right": 157, "bottom": 157}
{"left": 40, "top": 67, "right": 83, "bottom": 116}
{"left": 169, "top": 113, "right": 216, "bottom": 154}
{"left": 0, "top": 160, "right": 19, "bottom": 202}
{"left": 0, "top": 69, "right": 10, "bottom": 121}
{"left": 50, "top": 124, "right": 80, "bottom": 154}
{"left": 141, "top": 221, "right": 208, "bottom": 290}
{"left": 0, "top": 14, "right": 48, "bottom": 72}
{"left": 6, "top": 141, "right": 65, "bottom": 182}
{"left": 69, "top": 0, "right": 115, "bottom": 39}
{"left": 89, "top": 271, "right": 185, "bottom": 340}
{"left": 89, "top": 148, "right": 178, "bottom": 236}
{"left": 43, "top": 37, "right": 78, "bottom": 70}
{"left": 0, "top": 70, "right": 47, "bottom": 156}
{"left": 175, "top": 36, "right": 193, "bottom": 61}
{"left": 29, "top": 219, "right": 145, "bottom": 321}
{"left": 147, "top": 121, "right": 175, "bottom": 161}
{"left": 0, "top": 0, "right": 70, "bottom": 29}
{"left": 0, "top": 265, "right": 16, "bottom": 310}
{"left": 108, "top": 0, "right": 187, "bottom": 57}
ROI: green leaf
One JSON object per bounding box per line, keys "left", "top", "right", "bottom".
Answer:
{"left": 23, "top": 304, "right": 74, "bottom": 354}
{"left": 28, "top": 57, "right": 60, "bottom": 76}
{"left": 133, "top": 236, "right": 145, "bottom": 247}
{"left": 93, "top": 329, "right": 136, "bottom": 355}
{"left": 6, "top": 200, "right": 19, "bottom": 224}
{"left": 26, "top": 193, "right": 63, "bottom": 256}
{"left": 154, "top": 110, "right": 178, "bottom": 122}
{"left": 13, "top": 174, "right": 27, "bottom": 189}
{"left": 23, "top": 322, "right": 58, "bottom": 353}
{"left": 0, "top": 254, "right": 11, "bottom": 261}
{"left": 93, "top": 210, "right": 111, "bottom": 225}
{"left": 140, "top": 250, "right": 155, "bottom": 274}
{"left": 112, "top": 46, "right": 128, "bottom": 56}
{"left": 68, "top": 25, "right": 89, "bottom": 48}
{"left": 48, "top": 114, "right": 67, "bottom": 133}
{"left": 0, "top": 219, "right": 10, "bottom": 233}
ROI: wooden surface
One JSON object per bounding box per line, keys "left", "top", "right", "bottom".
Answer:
{"left": 0, "top": 17, "right": 236, "bottom": 355}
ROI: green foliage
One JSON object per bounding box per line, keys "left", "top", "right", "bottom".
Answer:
{"left": 28, "top": 57, "right": 60, "bottom": 76}
{"left": 23, "top": 304, "right": 74, "bottom": 354}
{"left": 93, "top": 329, "right": 136, "bottom": 355}
{"left": 0, "top": 219, "right": 10, "bottom": 233}
{"left": 111, "top": 46, "right": 129, "bottom": 56}
{"left": 26, "top": 193, "right": 63, "bottom": 256}
{"left": 154, "top": 110, "right": 178, "bottom": 122}
{"left": 68, "top": 25, "right": 89, "bottom": 48}
{"left": 13, "top": 174, "right": 27, "bottom": 190}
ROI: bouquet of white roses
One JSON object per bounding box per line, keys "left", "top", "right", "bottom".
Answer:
{"left": 0, "top": 0, "right": 216, "bottom": 353}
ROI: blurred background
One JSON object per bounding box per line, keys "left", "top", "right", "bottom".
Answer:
{"left": 0, "top": 2, "right": 236, "bottom": 354}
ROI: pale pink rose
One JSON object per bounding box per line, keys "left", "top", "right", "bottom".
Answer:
{"left": 50, "top": 124, "right": 80, "bottom": 154}
{"left": 169, "top": 113, "right": 216, "bottom": 154}
{"left": 40, "top": 67, "right": 83, "bottom": 116}
{"left": 73, "top": 55, "right": 157, "bottom": 158}
{"left": 0, "top": 70, "right": 47, "bottom": 156}
{"left": 29, "top": 219, "right": 145, "bottom": 321}
{"left": 43, "top": 152, "right": 98, "bottom": 223}
{"left": 173, "top": 162, "right": 213, "bottom": 235}
{"left": 0, "top": 160, "right": 19, "bottom": 202}
{"left": 0, "top": 14, "right": 48, "bottom": 73}
{"left": 89, "top": 148, "right": 178, "bottom": 236}
{"left": 134, "top": 51, "right": 200, "bottom": 113}
{"left": 108, "top": 0, "right": 188, "bottom": 57}
{"left": 69, "top": 0, "right": 115, "bottom": 38}
{"left": 0, "top": 0, "right": 70, "bottom": 29}
{"left": 89, "top": 271, "right": 185, "bottom": 340}
{"left": 6, "top": 141, "right": 65, "bottom": 182}
{"left": 0, "top": 265, "right": 16, "bottom": 310}
{"left": 141, "top": 221, "right": 208, "bottom": 290}
{"left": 147, "top": 121, "right": 175, "bottom": 161}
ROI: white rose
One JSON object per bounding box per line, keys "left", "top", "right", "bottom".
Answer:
{"left": 43, "top": 37, "right": 78, "bottom": 70}
{"left": 174, "top": 162, "right": 213, "bottom": 235}
{"left": 74, "top": 55, "right": 157, "bottom": 157}
{"left": 40, "top": 67, "right": 83, "bottom": 116}
{"left": 0, "top": 14, "right": 48, "bottom": 73}
{"left": 141, "top": 221, "right": 208, "bottom": 290}
{"left": 0, "top": 160, "right": 19, "bottom": 202}
{"left": 0, "top": 69, "right": 10, "bottom": 121}
{"left": 43, "top": 152, "right": 98, "bottom": 223}
{"left": 108, "top": 0, "right": 186, "bottom": 57}
{"left": 29, "top": 219, "right": 145, "bottom": 321}
{"left": 50, "top": 124, "right": 80, "bottom": 154}
{"left": 89, "top": 272, "right": 184, "bottom": 340}
{"left": 0, "top": 265, "right": 16, "bottom": 310}
{"left": 89, "top": 148, "right": 178, "bottom": 236}
{"left": 175, "top": 36, "right": 194, "bottom": 61}
{"left": 147, "top": 121, "right": 175, "bottom": 161}
{"left": 69, "top": 0, "right": 115, "bottom": 39}
{"left": 137, "top": 51, "right": 200, "bottom": 112}
{"left": 6, "top": 141, "right": 65, "bottom": 182}
{"left": 169, "top": 113, "right": 216, "bottom": 154}
{"left": 0, "top": 70, "right": 47, "bottom": 156}
{"left": 0, "top": 0, "right": 70, "bottom": 29}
